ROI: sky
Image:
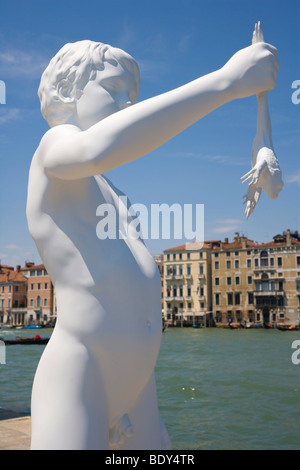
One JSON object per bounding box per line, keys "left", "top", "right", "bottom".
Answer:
{"left": 0, "top": 0, "right": 299, "bottom": 268}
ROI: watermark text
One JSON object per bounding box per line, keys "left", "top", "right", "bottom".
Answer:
{"left": 96, "top": 197, "right": 204, "bottom": 243}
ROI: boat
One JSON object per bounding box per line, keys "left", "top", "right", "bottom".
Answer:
{"left": 1, "top": 335, "right": 49, "bottom": 345}
{"left": 276, "top": 325, "right": 299, "bottom": 331}
{"left": 24, "top": 325, "right": 43, "bottom": 329}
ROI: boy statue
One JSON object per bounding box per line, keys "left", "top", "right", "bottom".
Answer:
{"left": 28, "top": 38, "right": 279, "bottom": 449}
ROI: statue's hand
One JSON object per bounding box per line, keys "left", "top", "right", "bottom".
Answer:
{"left": 222, "top": 42, "right": 279, "bottom": 99}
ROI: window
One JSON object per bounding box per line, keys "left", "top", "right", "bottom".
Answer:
{"left": 44, "top": 283, "right": 48, "bottom": 289}
{"left": 227, "top": 293, "right": 233, "bottom": 305}
{"left": 14, "top": 300, "right": 18, "bottom": 308}
{"left": 187, "top": 252, "right": 190, "bottom": 260}
{"left": 270, "top": 258, "right": 274, "bottom": 267}
{"left": 167, "top": 254, "right": 170, "bottom": 260}
{"left": 235, "top": 251, "right": 239, "bottom": 256}
{"left": 248, "top": 292, "right": 254, "bottom": 304}
{"left": 179, "top": 253, "right": 182, "bottom": 260}
{"left": 187, "top": 286, "right": 191, "bottom": 296}
{"left": 199, "top": 264, "right": 204, "bottom": 274}
{"left": 179, "top": 286, "right": 183, "bottom": 297}
{"left": 15, "top": 285, "right": 19, "bottom": 292}
{"left": 235, "top": 292, "right": 241, "bottom": 305}
{"left": 214, "top": 253, "right": 219, "bottom": 258}
{"left": 188, "top": 302, "right": 192, "bottom": 309}
{"left": 255, "top": 258, "right": 259, "bottom": 267}
{"left": 187, "top": 265, "right": 191, "bottom": 275}
{"left": 247, "top": 250, "right": 251, "bottom": 255}
{"left": 215, "top": 293, "right": 220, "bottom": 306}
{"left": 247, "top": 259, "right": 251, "bottom": 268}
{"left": 215, "top": 261, "right": 219, "bottom": 270}
{"left": 179, "top": 265, "right": 183, "bottom": 275}
{"left": 226, "top": 251, "right": 230, "bottom": 257}
{"left": 44, "top": 298, "right": 48, "bottom": 306}
{"left": 215, "top": 277, "right": 220, "bottom": 286}
{"left": 36, "top": 296, "right": 41, "bottom": 308}
{"left": 37, "top": 270, "right": 43, "bottom": 276}
{"left": 226, "top": 260, "right": 231, "bottom": 269}
{"left": 278, "top": 257, "right": 282, "bottom": 267}
{"left": 297, "top": 256, "right": 300, "bottom": 267}
{"left": 297, "top": 279, "right": 300, "bottom": 291}
{"left": 199, "top": 251, "right": 203, "bottom": 259}
{"left": 235, "top": 276, "right": 240, "bottom": 285}
{"left": 30, "top": 271, "right": 35, "bottom": 276}
{"left": 37, "top": 283, "right": 41, "bottom": 290}
{"left": 227, "top": 277, "right": 232, "bottom": 286}
{"left": 30, "top": 299, "right": 34, "bottom": 307}
{"left": 235, "top": 260, "right": 239, "bottom": 269}
{"left": 173, "top": 253, "right": 176, "bottom": 260}
{"left": 247, "top": 276, "right": 252, "bottom": 284}
{"left": 173, "top": 286, "right": 177, "bottom": 297}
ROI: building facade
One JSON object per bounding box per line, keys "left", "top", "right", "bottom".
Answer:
{"left": 163, "top": 230, "right": 300, "bottom": 327}
{"left": 0, "top": 265, "right": 27, "bottom": 326}
{"left": 163, "top": 241, "right": 218, "bottom": 326}
{"left": 20, "top": 263, "right": 54, "bottom": 326}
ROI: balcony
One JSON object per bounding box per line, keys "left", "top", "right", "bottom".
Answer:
{"left": 174, "top": 274, "right": 184, "bottom": 280}
{"left": 253, "top": 264, "right": 276, "bottom": 272}
{"left": 165, "top": 274, "right": 174, "bottom": 280}
{"left": 254, "top": 290, "right": 284, "bottom": 296}
{"left": 198, "top": 273, "right": 205, "bottom": 280}
{"left": 185, "top": 274, "right": 192, "bottom": 280}
{"left": 11, "top": 308, "right": 27, "bottom": 313}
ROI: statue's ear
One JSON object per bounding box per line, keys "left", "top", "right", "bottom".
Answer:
{"left": 57, "top": 78, "right": 76, "bottom": 104}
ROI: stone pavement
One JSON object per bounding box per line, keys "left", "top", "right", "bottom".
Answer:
{"left": 0, "top": 410, "right": 31, "bottom": 450}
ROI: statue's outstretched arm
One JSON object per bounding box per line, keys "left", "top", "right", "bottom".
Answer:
{"left": 42, "top": 42, "right": 279, "bottom": 180}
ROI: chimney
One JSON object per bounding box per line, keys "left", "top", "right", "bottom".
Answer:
{"left": 224, "top": 237, "right": 229, "bottom": 244}
{"left": 286, "top": 229, "right": 291, "bottom": 246}
{"left": 16, "top": 265, "right": 21, "bottom": 272}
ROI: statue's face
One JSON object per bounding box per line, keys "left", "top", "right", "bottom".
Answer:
{"left": 75, "top": 62, "right": 138, "bottom": 130}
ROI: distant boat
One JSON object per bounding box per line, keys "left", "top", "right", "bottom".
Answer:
{"left": 24, "top": 325, "right": 42, "bottom": 329}
{"left": 276, "top": 325, "right": 299, "bottom": 331}
{"left": 2, "top": 335, "right": 49, "bottom": 345}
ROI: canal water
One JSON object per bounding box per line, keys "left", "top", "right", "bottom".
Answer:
{"left": 0, "top": 327, "right": 299, "bottom": 450}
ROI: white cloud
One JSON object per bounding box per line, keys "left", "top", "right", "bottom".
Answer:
{"left": 0, "top": 48, "right": 49, "bottom": 79}
{"left": 0, "top": 107, "right": 21, "bottom": 124}
{"left": 286, "top": 169, "right": 300, "bottom": 186}
{"left": 212, "top": 218, "right": 243, "bottom": 234}
{"left": 169, "top": 151, "right": 247, "bottom": 166}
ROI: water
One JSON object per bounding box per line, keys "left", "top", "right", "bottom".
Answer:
{"left": 0, "top": 327, "right": 299, "bottom": 450}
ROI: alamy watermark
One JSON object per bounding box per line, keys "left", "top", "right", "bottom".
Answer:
{"left": 291, "top": 80, "right": 300, "bottom": 105}
{"left": 0, "top": 340, "right": 6, "bottom": 365}
{"left": 0, "top": 80, "right": 6, "bottom": 104}
{"left": 291, "top": 340, "right": 300, "bottom": 365}
{"left": 96, "top": 197, "right": 204, "bottom": 244}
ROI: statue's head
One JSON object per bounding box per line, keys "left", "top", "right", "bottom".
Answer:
{"left": 38, "top": 40, "right": 140, "bottom": 128}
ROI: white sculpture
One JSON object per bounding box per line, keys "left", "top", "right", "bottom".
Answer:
{"left": 28, "top": 33, "right": 279, "bottom": 450}
{"left": 241, "top": 22, "right": 283, "bottom": 218}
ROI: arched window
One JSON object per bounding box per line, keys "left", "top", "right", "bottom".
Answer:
{"left": 36, "top": 296, "right": 41, "bottom": 308}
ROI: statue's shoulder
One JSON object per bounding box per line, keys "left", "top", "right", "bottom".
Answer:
{"left": 39, "top": 124, "right": 81, "bottom": 152}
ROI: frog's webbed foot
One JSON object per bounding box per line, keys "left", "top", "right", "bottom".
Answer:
{"left": 242, "top": 183, "right": 262, "bottom": 219}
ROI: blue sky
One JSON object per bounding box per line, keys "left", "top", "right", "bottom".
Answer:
{"left": 0, "top": 0, "right": 299, "bottom": 267}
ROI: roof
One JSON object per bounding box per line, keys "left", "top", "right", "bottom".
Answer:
{"left": 20, "top": 263, "right": 45, "bottom": 271}
{"left": 0, "top": 269, "right": 27, "bottom": 284}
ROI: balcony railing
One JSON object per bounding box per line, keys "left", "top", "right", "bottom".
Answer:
{"left": 254, "top": 290, "right": 284, "bottom": 296}
{"left": 198, "top": 274, "right": 205, "bottom": 279}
